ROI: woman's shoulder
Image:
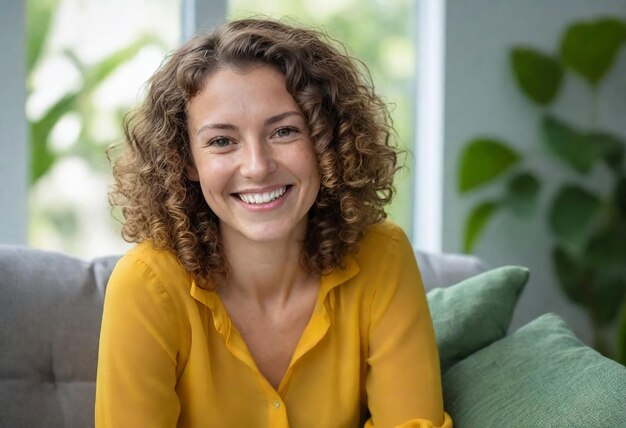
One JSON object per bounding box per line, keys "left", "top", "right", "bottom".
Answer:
{"left": 110, "top": 241, "right": 192, "bottom": 296}
{"left": 102, "top": 241, "right": 192, "bottom": 365}
{"left": 348, "top": 219, "right": 415, "bottom": 281}
{"left": 340, "top": 220, "right": 420, "bottom": 312}
{"left": 358, "top": 220, "right": 412, "bottom": 259}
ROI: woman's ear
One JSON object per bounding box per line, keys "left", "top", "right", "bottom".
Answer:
{"left": 186, "top": 164, "right": 200, "bottom": 181}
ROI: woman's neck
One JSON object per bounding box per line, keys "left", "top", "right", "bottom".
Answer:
{"left": 218, "top": 227, "right": 315, "bottom": 309}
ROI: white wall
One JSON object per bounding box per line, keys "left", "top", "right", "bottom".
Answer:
{"left": 0, "top": 0, "right": 28, "bottom": 245}
{"left": 441, "top": 0, "right": 626, "bottom": 344}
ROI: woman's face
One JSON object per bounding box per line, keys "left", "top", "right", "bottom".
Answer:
{"left": 186, "top": 64, "right": 321, "bottom": 245}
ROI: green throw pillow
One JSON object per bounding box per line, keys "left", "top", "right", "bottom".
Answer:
{"left": 427, "top": 266, "right": 529, "bottom": 373}
{"left": 442, "top": 313, "right": 626, "bottom": 427}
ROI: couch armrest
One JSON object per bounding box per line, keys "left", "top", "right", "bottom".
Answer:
{"left": 415, "top": 249, "right": 488, "bottom": 291}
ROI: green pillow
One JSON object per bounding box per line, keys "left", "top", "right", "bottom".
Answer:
{"left": 427, "top": 266, "right": 529, "bottom": 373}
{"left": 442, "top": 313, "right": 626, "bottom": 427}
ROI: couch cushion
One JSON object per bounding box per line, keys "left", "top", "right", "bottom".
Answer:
{"left": 427, "top": 266, "right": 529, "bottom": 372}
{"left": 0, "top": 245, "right": 119, "bottom": 428}
{"left": 443, "top": 313, "right": 626, "bottom": 427}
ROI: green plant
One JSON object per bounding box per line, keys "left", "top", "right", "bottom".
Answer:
{"left": 458, "top": 17, "right": 626, "bottom": 362}
{"left": 27, "top": 0, "right": 165, "bottom": 253}
{"left": 27, "top": 0, "right": 161, "bottom": 185}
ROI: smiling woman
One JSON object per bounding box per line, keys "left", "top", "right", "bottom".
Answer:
{"left": 97, "top": 18, "right": 451, "bottom": 428}
{"left": 185, "top": 66, "right": 321, "bottom": 248}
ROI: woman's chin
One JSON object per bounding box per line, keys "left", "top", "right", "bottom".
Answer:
{"left": 219, "top": 219, "right": 307, "bottom": 246}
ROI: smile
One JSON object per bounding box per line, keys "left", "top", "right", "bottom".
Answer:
{"left": 236, "top": 186, "right": 289, "bottom": 204}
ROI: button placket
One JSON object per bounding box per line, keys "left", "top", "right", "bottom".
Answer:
{"left": 267, "top": 396, "right": 288, "bottom": 427}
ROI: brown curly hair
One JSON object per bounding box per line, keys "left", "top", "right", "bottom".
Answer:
{"left": 109, "top": 18, "right": 400, "bottom": 289}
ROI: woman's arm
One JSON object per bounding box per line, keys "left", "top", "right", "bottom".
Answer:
{"left": 95, "top": 253, "right": 183, "bottom": 427}
{"left": 364, "top": 226, "right": 452, "bottom": 428}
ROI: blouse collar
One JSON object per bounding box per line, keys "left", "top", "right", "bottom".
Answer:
{"left": 189, "top": 254, "right": 360, "bottom": 312}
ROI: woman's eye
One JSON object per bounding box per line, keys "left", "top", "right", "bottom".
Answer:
{"left": 208, "top": 137, "right": 231, "bottom": 148}
{"left": 273, "top": 127, "right": 299, "bottom": 139}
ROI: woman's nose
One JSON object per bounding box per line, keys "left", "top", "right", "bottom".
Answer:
{"left": 239, "top": 139, "right": 277, "bottom": 180}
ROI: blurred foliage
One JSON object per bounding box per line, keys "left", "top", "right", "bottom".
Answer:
{"left": 511, "top": 47, "right": 563, "bottom": 105}
{"left": 27, "top": 0, "right": 166, "bottom": 254}
{"left": 457, "top": 17, "right": 626, "bottom": 363}
{"left": 560, "top": 18, "right": 626, "bottom": 87}
{"left": 458, "top": 138, "right": 521, "bottom": 193}
{"left": 230, "top": 0, "right": 416, "bottom": 232}
{"left": 27, "top": 0, "right": 162, "bottom": 185}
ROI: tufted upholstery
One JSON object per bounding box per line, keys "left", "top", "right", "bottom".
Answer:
{"left": 0, "top": 246, "right": 119, "bottom": 428}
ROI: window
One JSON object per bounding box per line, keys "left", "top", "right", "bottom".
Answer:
{"left": 23, "top": 0, "right": 418, "bottom": 257}
{"left": 27, "top": 0, "right": 181, "bottom": 257}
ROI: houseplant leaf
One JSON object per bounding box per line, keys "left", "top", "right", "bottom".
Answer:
{"left": 583, "top": 131, "right": 625, "bottom": 173}
{"left": 511, "top": 47, "right": 563, "bottom": 105}
{"left": 30, "top": 93, "right": 79, "bottom": 184}
{"left": 458, "top": 139, "right": 520, "bottom": 193}
{"left": 617, "top": 300, "right": 626, "bottom": 365}
{"left": 27, "top": 0, "right": 59, "bottom": 73}
{"left": 30, "top": 138, "right": 56, "bottom": 186}
{"left": 615, "top": 176, "right": 626, "bottom": 218}
{"left": 82, "top": 34, "right": 158, "bottom": 92}
{"left": 503, "top": 172, "right": 540, "bottom": 218}
{"left": 560, "top": 18, "right": 626, "bottom": 86}
{"left": 542, "top": 115, "right": 608, "bottom": 174}
{"left": 464, "top": 201, "right": 499, "bottom": 253}
{"left": 548, "top": 185, "right": 600, "bottom": 248}
{"left": 553, "top": 245, "right": 588, "bottom": 304}
{"left": 587, "top": 273, "right": 626, "bottom": 327}
{"left": 585, "top": 224, "right": 626, "bottom": 277}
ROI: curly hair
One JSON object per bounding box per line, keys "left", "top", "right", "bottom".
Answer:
{"left": 109, "top": 18, "right": 400, "bottom": 289}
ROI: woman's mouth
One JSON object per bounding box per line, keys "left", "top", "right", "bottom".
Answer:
{"left": 235, "top": 185, "right": 291, "bottom": 205}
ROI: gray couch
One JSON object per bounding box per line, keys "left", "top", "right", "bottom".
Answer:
{"left": 0, "top": 246, "right": 118, "bottom": 427}
{"left": 1, "top": 245, "right": 624, "bottom": 427}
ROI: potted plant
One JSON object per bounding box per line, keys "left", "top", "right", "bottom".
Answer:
{"left": 458, "top": 17, "right": 626, "bottom": 363}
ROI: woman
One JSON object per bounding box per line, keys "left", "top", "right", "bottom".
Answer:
{"left": 96, "top": 18, "right": 451, "bottom": 428}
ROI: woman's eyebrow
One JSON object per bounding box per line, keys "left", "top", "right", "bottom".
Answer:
{"left": 196, "top": 123, "right": 237, "bottom": 136}
{"left": 264, "top": 111, "right": 304, "bottom": 126}
{"left": 196, "top": 111, "right": 304, "bottom": 136}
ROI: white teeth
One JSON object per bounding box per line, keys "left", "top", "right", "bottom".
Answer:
{"left": 239, "top": 186, "right": 287, "bottom": 204}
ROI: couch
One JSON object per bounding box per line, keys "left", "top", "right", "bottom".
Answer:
{"left": 1, "top": 245, "right": 624, "bottom": 427}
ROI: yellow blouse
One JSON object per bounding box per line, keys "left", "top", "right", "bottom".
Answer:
{"left": 95, "top": 221, "right": 452, "bottom": 428}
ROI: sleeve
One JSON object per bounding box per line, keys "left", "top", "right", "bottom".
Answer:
{"left": 95, "top": 254, "right": 183, "bottom": 427}
{"left": 364, "top": 226, "right": 452, "bottom": 428}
